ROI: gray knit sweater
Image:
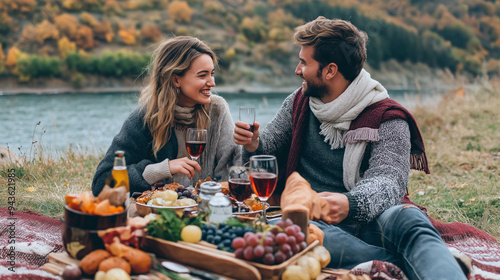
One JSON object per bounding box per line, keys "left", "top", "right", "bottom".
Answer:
{"left": 246, "top": 92, "right": 411, "bottom": 223}
{"left": 92, "top": 95, "right": 241, "bottom": 195}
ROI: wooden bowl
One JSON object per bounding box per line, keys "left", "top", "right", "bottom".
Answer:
{"left": 61, "top": 205, "right": 127, "bottom": 259}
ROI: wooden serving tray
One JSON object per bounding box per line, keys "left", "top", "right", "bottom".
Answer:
{"left": 145, "top": 236, "right": 320, "bottom": 280}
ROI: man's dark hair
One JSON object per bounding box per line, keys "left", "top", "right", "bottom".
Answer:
{"left": 294, "top": 16, "right": 368, "bottom": 81}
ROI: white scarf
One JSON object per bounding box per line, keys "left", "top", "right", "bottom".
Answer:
{"left": 309, "top": 69, "right": 389, "bottom": 150}
{"left": 309, "top": 69, "right": 390, "bottom": 190}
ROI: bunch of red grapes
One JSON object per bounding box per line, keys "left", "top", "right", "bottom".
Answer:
{"left": 231, "top": 219, "right": 307, "bottom": 265}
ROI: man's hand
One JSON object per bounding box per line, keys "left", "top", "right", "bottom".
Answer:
{"left": 234, "top": 121, "right": 260, "bottom": 152}
{"left": 318, "top": 192, "right": 350, "bottom": 224}
{"left": 168, "top": 157, "right": 202, "bottom": 179}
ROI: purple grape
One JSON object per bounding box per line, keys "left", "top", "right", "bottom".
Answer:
{"left": 280, "top": 243, "right": 291, "bottom": 255}
{"left": 253, "top": 245, "right": 265, "bottom": 258}
{"left": 275, "top": 233, "right": 287, "bottom": 245}
{"left": 286, "top": 235, "right": 297, "bottom": 246}
{"left": 243, "top": 246, "right": 255, "bottom": 260}
{"left": 295, "top": 231, "right": 305, "bottom": 243}
{"left": 232, "top": 237, "right": 246, "bottom": 249}
{"left": 263, "top": 236, "right": 274, "bottom": 246}
{"left": 234, "top": 248, "right": 244, "bottom": 259}
{"left": 263, "top": 253, "right": 275, "bottom": 265}
{"left": 274, "top": 251, "right": 286, "bottom": 264}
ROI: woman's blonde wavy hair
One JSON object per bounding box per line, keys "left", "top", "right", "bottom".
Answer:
{"left": 139, "top": 36, "right": 217, "bottom": 157}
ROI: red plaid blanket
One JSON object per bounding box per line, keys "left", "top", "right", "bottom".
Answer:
{"left": 1, "top": 207, "right": 499, "bottom": 279}
{"left": 0, "top": 208, "right": 63, "bottom": 280}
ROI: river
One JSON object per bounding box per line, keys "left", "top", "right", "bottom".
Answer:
{"left": 0, "top": 88, "right": 444, "bottom": 156}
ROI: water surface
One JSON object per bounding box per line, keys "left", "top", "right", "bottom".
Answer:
{"left": 0, "top": 88, "right": 443, "bottom": 155}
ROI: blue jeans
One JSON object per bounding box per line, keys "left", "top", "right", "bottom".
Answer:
{"left": 311, "top": 204, "right": 466, "bottom": 280}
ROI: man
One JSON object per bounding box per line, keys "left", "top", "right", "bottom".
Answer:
{"left": 234, "top": 16, "right": 466, "bottom": 280}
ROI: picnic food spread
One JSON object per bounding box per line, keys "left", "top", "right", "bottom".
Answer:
{"left": 48, "top": 150, "right": 333, "bottom": 280}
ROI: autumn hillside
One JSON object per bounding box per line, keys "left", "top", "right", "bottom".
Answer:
{"left": 1, "top": 0, "right": 500, "bottom": 89}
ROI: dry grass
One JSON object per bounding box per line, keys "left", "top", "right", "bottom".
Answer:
{"left": 408, "top": 82, "right": 500, "bottom": 240}
{"left": 0, "top": 147, "right": 101, "bottom": 219}
{"left": 1, "top": 82, "right": 499, "bottom": 239}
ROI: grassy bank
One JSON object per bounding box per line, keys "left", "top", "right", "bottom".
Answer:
{"left": 1, "top": 83, "right": 499, "bottom": 240}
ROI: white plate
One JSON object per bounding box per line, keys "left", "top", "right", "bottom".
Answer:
{"left": 135, "top": 201, "right": 197, "bottom": 216}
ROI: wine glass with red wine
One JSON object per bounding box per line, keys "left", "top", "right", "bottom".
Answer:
{"left": 239, "top": 106, "right": 255, "bottom": 132}
{"left": 228, "top": 165, "right": 253, "bottom": 213}
{"left": 186, "top": 128, "right": 207, "bottom": 161}
{"left": 249, "top": 155, "right": 278, "bottom": 224}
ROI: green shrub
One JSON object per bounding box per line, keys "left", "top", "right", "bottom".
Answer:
{"left": 16, "top": 55, "right": 61, "bottom": 80}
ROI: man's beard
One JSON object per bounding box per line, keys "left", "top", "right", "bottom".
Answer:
{"left": 302, "top": 76, "right": 327, "bottom": 98}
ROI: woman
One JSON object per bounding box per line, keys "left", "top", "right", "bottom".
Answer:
{"left": 92, "top": 36, "right": 240, "bottom": 195}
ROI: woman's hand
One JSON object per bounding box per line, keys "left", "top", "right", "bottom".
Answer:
{"left": 168, "top": 157, "right": 202, "bottom": 179}
{"left": 234, "top": 121, "right": 260, "bottom": 152}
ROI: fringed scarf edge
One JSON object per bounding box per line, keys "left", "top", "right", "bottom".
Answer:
{"left": 410, "top": 152, "right": 430, "bottom": 174}
{"left": 343, "top": 127, "right": 380, "bottom": 143}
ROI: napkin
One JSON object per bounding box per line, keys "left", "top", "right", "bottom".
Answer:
{"left": 281, "top": 172, "right": 334, "bottom": 224}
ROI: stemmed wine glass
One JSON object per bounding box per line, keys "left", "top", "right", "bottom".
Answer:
{"left": 239, "top": 106, "right": 255, "bottom": 132}
{"left": 249, "top": 155, "right": 278, "bottom": 224}
{"left": 228, "top": 165, "right": 253, "bottom": 213}
{"left": 186, "top": 128, "right": 207, "bottom": 161}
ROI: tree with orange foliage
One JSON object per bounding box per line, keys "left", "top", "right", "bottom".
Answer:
{"left": 58, "top": 37, "right": 76, "bottom": 58}
{"left": 3, "top": 0, "right": 37, "bottom": 15}
{"left": 0, "top": 12, "right": 13, "bottom": 33}
{"left": 141, "top": 24, "right": 162, "bottom": 42}
{"left": 62, "top": 0, "right": 83, "bottom": 11}
{"left": 93, "top": 19, "right": 114, "bottom": 42}
{"left": 36, "top": 20, "right": 59, "bottom": 44}
{"left": 240, "top": 16, "right": 267, "bottom": 42}
{"left": 168, "top": 1, "right": 193, "bottom": 23}
{"left": 54, "top": 13, "right": 79, "bottom": 39}
{"left": 118, "top": 29, "right": 137, "bottom": 45}
{"left": 0, "top": 44, "right": 4, "bottom": 61}
{"left": 80, "top": 12, "right": 98, "bottom": 27}
{"left": 75, "top": 26, "right": 95, "bottom": 50}
{"left": 5, "top": 46, "right": 21, "bottom": 68}
{"left": 103, "top": 0, "right": 123, "bottom": 16}
{"left": 0, "top": 44, "right": 4, "bottom": 74}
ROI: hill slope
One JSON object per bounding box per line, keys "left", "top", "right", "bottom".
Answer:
{"left": 0, "top": 0, "right": 499, "bottom": 89}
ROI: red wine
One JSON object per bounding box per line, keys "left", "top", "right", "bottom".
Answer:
{"left": 248, "top": 124, "right": 255, "bottom": 133}
{"left": 228, "top": 178, "right": 253, "bottom": 202}
{"left": 186, "top": 141, "right": 206, "bottom": 158}
{"left": 250, "top": 173, "right": 278, "bottom": 198}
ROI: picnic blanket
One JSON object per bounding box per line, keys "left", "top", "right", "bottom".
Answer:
{"left": 1, "top": 207, "right": 499, "bottom": 280}
{"left": 0, "top": 208, "right": 63, "bottom": 280}
{"left": 402, "top": 196, "right": 500, "bottom": 280}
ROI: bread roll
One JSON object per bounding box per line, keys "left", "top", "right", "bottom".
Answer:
{"left": 121, "top": 248, "right": 152, "bottom": 274}
{"left": 79, "top": 249, "right": 111, "bottom": 275}
{"left": 98, "top": 256, "right": 131, "bottom": 274}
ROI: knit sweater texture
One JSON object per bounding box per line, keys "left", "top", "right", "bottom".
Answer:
{"left": 92, "top": 95, "right": 241, "bottom": 195}
{"left": 246, "top": 89, "right": 412, "bottom": 223}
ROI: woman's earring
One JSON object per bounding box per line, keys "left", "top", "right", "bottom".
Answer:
{"left": 176, "top": 87, "right": 181, "bottom": 95}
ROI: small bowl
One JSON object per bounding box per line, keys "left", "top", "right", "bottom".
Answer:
{"left": 62, "top": 205, "right": 127, "bottom": 259}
